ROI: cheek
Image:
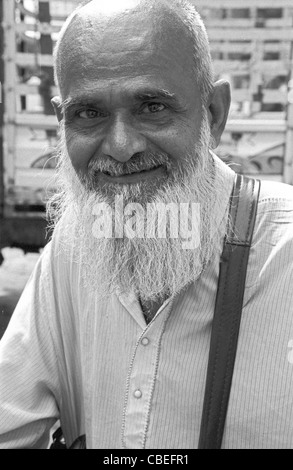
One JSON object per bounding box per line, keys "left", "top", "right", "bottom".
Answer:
{"left": 64, "top": 129, "right": 99, "bottom": 173}
{"left": 152, "top": 126, "right": 197, "bottom": 162}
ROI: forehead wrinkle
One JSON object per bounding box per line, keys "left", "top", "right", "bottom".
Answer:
{"left": 57, "top": 1, "right": 192, "bottom": 71}
{"left": 57, "top": 14, "right": 154, "bottom": 96}
{"left": 60, "top": 3, "right": 152, "bottom": 55}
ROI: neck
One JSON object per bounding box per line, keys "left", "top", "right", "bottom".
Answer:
{"left": 139, "top": 296, "right": 167, "bottom": 323}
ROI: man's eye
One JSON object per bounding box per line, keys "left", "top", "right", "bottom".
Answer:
{"left": 77, "top": 109, "right": 100, "bottom": 119}
{"left": 142, "top": 103, "right": 166, "bottom": 114}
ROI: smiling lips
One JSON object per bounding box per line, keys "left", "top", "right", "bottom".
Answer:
{"left": 100, "top": 165, "right": 166, "bottom": 184}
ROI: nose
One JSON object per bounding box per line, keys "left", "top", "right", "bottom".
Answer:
{"left": 101, "top": 115, "right": 147, "bottom": 162}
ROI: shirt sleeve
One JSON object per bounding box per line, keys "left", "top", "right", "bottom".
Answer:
{"left": 0, "top": 243, "right": 61, "bottom": 449}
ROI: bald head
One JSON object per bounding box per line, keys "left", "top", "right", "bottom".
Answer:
{"left": 54, "top": 0, "right": 213, "bottom": 104}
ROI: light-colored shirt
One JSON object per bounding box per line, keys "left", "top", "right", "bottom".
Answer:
{"left": 0, "top": 157, "right": 293, "bottom": 449}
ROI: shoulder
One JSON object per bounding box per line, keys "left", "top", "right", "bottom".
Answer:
{"left": 252, "top": 179, "right": 293, "bottom": 240}
{"left": 246, "top": 178, "right": 293, "bottom": 280}
{"left": 245, "top": 179, "right": 293, "bottom": 296}
{"left": 257, "top": 179, "right": 293, "bottom": 209}
{"left": 254, "top": 179, "right": 293, "bottom": 227}
{"left": 47, "top": 209, "right": 76, "bottom": 270}
{"left": 254, "top": 179, "right": 293, "bottom": 243}
{"left": 23, "top": 212, "right": 78, "bottom": 313}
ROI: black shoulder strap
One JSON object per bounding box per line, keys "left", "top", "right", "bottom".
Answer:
{"left": 198, "top": 174, "right": 261, "bottom": 449}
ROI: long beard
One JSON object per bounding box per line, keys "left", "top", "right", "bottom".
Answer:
{"left": 48, "top": 114, "right": 229, "bottom": 304}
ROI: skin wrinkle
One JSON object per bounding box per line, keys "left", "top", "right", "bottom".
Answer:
{"left": 57, "top": 12, "right": 152, "bottom": 94}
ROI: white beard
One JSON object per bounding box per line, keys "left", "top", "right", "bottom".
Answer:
{"left": 48, "top": 113, "right": 230, "bottom": 305}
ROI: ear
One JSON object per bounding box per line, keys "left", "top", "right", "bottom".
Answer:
{"left": 51, "top": 96, "right": 63, "bottom": 123}
{"left": 207, "top": 80, "right": 231, "bottom": 148}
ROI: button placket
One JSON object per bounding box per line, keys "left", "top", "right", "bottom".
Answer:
{"left": 122, "top": 312, "right": 168, "bottom": 449}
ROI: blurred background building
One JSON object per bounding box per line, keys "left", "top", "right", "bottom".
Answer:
{"left": 196, "top": 0, "right": 293, "bottom": 183}
{"left": 0, "top": 0, "right": 293, "bottom": 255}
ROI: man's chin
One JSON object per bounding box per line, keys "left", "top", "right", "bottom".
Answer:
{"left": 88, "top": 178, "right": 170, "bottom": 205}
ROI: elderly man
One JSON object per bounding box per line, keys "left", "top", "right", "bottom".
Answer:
{"left": 0, "top": 0, "right": 293, "bottom": 449}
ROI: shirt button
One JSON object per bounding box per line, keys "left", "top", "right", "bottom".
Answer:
{"left": 134, "top": 389, "right": 142, "bottom": 399}
{"left": 141, "top": 337, "right": 150, "bottom": 346}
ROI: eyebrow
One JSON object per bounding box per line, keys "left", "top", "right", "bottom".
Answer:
{"left": 61, "top": 88, "right": 178, "bottom": 111}
{"left": 134, "top": 89, "right": 177, "bottom": 102}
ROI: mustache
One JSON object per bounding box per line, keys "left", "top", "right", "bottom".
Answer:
{"left": 87, "top": 151, "right": 172, "bottom": 177}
